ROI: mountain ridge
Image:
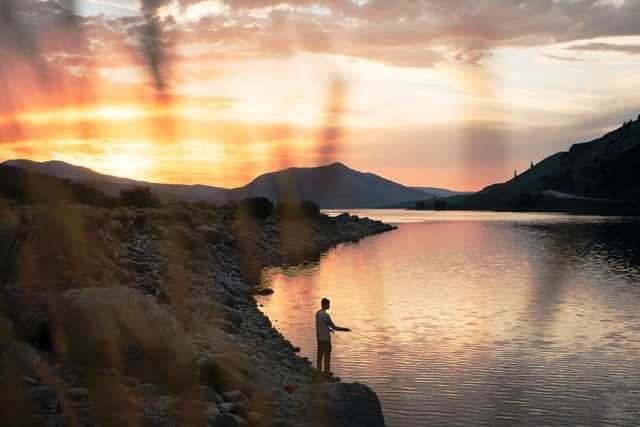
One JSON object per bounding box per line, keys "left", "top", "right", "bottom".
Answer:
{"left": 412, "top": 187, "right": 471, "bottom": 198}
{"left": 1, "top": 159, "right": 438, "bottom": 209}
{"left": 446, "top": 114, "right": 640, "bottom": 214}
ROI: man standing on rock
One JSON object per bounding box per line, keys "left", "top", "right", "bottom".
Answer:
{"left": 316, "top": 297, "right": 350, "bottom": 379}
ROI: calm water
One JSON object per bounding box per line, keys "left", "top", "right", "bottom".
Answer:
{"left": 258, "top": 210, "right": 640, "bottom": 426}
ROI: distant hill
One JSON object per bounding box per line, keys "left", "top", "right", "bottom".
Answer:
{"left": 2, "top": 160, "right": 431, "bottom": 209}
{"left": 3, "top": 159, "right": 230, "bottom": 204}
{"left": 448, "top": 115, "right": 640, "bottom": 214}
{"left": 228, "top": 162, "right": 430, "bottom": 208}
{"left": 412, "top": 187, "right": 471, "bottom": 198}
{"left": 0, "top": 165, "right": 115, "bottom": 206}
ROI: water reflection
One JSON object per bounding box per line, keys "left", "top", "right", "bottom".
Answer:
{"left": 259, "top": 211, "right": 640, "bottom": 426}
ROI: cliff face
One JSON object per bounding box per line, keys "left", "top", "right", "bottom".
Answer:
{"left": 0, "top": 203, "right": 390, "bottom": 427}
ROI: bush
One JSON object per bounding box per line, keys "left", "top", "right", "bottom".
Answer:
{"left": 300, "top": 200, "right": 321, "bottom": 218}
{"left": 66, "top": 181, "right": 119, "bottom": 208}
{"left": 119, "top": 186, "right": 161, "bottom": 208}
{"left": 236, "top": 197, "right": 273, "bottom": 220}
{"left": 276, "top": 200, "right": 321, "bottom": 219}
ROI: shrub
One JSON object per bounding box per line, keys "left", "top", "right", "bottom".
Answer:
{"left": 236, "top": 197, "right": 273, "bottom": 220}
{"left": 119, "top": 186, "right": 161, "bottom": 208}
{"left": 300, "top": 200, "right": 321, "bottom": 218}
{"left": 276, "top": 200, "right": 321, "bottom": 219}
{"left": 66, "top": 181, "right": 119, "bottom": 208}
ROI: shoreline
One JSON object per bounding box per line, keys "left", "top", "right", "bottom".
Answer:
{"left": 0, "top": 204, "right": 392, "bottom": 427}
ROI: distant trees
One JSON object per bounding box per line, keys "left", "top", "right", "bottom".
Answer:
{"left": 434, "top": 199, "right": 447, "bottom": 210}
{"left": 66, "top": 181, "right": 119, "bottom": 208}
{"left": 237, "top": 197, "right": 274, "bottom": 220}
{"left": 119, "top": 186, "right": 161, "bottom": 208}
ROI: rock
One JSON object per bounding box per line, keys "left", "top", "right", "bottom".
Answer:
{"left": 214, "top": 319, "right": 238, "bottom": 335}
{"left": 135, "top": 383, "right": 157, "bottom": 396}
{"left": 307, "top": 383, "right": 385, "bottom": 427}
{"left": 197, "top": 225, "right": 223, "bottom": 244}
{"left": 153, "top": 395, "right": 174, "bottom": 413}
{"left": 43, "top": 414, "right": 65, "bottom": 427}
{"left": 122, "top": 376, "right": 141, "bottom": 387}
{"left": 23, "top": 375, "right": 39, "bottom": 386}
{"left": 225, "top": 309, "right": 244, "bottom": 328}
{"left": 218, "top": 402, "right": 234, "bottom": 414}
{"left": 212, "top": 413, "right": 240, "bottom": 427}
{"left": 199, "top": 385, "right": 223, "bottom": 404}
{"left": 68, "top": 387, "right": 89, "bottom": 400}
{"left": 29, "top": 385, "right": 60, "bottom": 413}
{"left": 204, "top": 404, "right": 221, "bottom": 422}
{"left": 222, "top": 390, "right": 245, "bottom": 403}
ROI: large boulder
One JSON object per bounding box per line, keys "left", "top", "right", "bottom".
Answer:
{"left": 307, "top": 383, "right": 386, "bottom": 427}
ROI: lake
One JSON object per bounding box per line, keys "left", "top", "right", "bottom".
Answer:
{"left": 257, "top": 210, "right": 640, "bottom": 426}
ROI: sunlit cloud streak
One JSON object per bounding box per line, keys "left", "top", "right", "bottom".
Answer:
{"left": 0, "top": 0, "right": 639, "bottom": 191}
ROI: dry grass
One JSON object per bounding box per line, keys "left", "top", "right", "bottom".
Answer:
{"left": 53, "top": 287, "right": 198, "bottom": 392}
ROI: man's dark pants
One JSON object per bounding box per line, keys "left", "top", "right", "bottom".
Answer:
{"left": 317, "top": 340, "right": 331, "bottom": 375}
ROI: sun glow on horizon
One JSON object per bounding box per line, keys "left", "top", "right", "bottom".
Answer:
{"left": 2, "top": 1, "right": 640, "bottom": 192}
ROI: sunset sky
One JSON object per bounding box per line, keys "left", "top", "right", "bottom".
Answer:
{"left": 1, "top": 0, "right": 639, "bottom": 191}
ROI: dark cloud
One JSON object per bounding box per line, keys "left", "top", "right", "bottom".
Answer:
{"left": 164, "top": 0, "right": 640, "bottom": 68}
{"left": 567, "top": 42, "right": 640, "bottom": 55}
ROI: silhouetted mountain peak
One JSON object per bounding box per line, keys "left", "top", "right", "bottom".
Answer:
{"left": 3, "top": 158, "right": 433, "bottom": 208}
{"left": 325, "top": 161, "right": 350, "bottom": 170}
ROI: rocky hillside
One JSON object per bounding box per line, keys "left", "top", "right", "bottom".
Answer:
{"left": 0, "top": 201, "right": 391, "bottom": 427}
{"left": 448, "top": 115, "right": 640, "bottom": 213}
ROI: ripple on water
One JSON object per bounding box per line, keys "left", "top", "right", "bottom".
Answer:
{"left": 258, "top": 212, "right": 640, "bottom": 427}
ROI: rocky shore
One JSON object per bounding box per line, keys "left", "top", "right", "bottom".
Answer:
{"left": 0, "top": 203, "right": 393, "bottom": 427}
